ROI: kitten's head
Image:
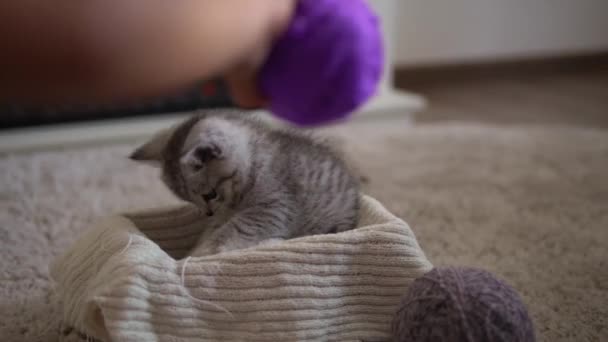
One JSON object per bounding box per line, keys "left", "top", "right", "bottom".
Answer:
{"left": 131, "top": 115, "right": 251, "bottom": 217}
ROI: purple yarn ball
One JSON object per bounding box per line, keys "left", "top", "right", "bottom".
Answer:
{"left": 392, "top": 267, "right": 536, "bottom": 342}
{"left": 259, "top": 0, "right": 383, "bottom": 126}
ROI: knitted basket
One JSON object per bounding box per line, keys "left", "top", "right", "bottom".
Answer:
{"left": 51, "top": 195, "right": 432, "bottom": 342}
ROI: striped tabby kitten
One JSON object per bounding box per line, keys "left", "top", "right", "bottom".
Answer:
{"left": 131, "top": 110, "right": 360, "bottom": 256}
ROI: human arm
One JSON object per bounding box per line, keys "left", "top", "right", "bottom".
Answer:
{"left": 0, "top": 0, "right": 294, "bottom": 105}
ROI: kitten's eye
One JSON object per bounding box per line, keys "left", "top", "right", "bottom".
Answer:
{"left": 194, "top": 145, "right": 221, "bottom": 163}
{"left": 191, "top": 163, "right": 203, "bottom": 172}
{"left": 203, "top": 189, "right": 218, "bottom": 202}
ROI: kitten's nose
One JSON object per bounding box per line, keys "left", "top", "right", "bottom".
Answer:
{"left": 206, "top": 209, "right": 214, "bottom": 217}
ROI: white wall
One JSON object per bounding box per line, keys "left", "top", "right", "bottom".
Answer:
{"left": 368, "top": 0, "right": 399, "bottom": 89}
{"left": 394, "top": 0, "right": 608, "bottom": 66}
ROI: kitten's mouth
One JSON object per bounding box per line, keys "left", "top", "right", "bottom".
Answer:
{"left": 196, "top": 206, "right": 213, "bottom": 217}
{"left": 197, "top": 204, "right": 213, "bottom": 217}
{"left": 202, "top": 189, "right": 218, "bottom": 216}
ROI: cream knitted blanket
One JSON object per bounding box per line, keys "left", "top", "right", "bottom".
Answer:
{"left": 50, "top": 195, "right": 432, "bottom": 342}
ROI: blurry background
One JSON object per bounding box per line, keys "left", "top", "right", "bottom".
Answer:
{"left": 394, "top": 0, "right": 608, "bottom": 66}
{"left": 391, "top": 0, "right": 608, "bottom": 128}
{"left": 1, "top": 0, "right": 607, "bottom": 146}
{"left": 0, "top": 80, "right": 233, "bottom": 129}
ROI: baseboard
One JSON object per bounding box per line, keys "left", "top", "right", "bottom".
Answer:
{"left": 395, "top": 51, "right": 608, "bottom": 88}
{"left": 0, "top": 89, "right": 426, "bottom": 153}
{"left": 357, "top": 89, "right": 426, "bottom": 120}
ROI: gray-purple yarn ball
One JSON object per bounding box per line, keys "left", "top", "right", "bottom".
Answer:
{"left": 392, "top": 267, "right": 535, "bottom": 342}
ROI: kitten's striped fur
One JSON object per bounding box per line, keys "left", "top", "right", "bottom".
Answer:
{"left": 131, "top": 110, "right": 360, "bottom": 256}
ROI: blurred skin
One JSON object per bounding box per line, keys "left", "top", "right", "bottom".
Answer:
{"left": 0, "top": 0, "right": 295, "bottom": 108}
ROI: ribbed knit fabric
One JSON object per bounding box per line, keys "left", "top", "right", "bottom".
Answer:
{"left": 50, "top": 195, "right": 432, "bottom": 342}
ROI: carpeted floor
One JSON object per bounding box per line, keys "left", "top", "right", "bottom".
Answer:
{"left": 1, "top": 121, "right": 607, "bottom": 341}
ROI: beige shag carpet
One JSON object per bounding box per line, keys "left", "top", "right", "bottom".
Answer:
{"left": 1, "top": 121, "right": 607, "bottom": 342}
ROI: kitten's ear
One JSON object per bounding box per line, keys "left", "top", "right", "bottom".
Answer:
{"left": 129, "top": 128, "right": 172, "bottom": 166}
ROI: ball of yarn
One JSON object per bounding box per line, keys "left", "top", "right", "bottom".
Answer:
{"left": 259, "top": 0, "right": 383, "bottom": 126}
{"left": 392, "top": 267, "right": 535, "bottom": 342}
